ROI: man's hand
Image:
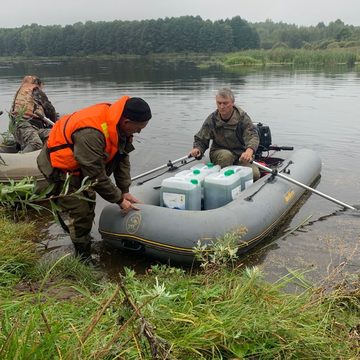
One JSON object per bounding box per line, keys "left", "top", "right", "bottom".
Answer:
{"left": 239, "top": 148, "right": 254, "bottom": 163}
{"left": 189, "top": 148, "right": 202, "bottom": 159}
{"left": 119, "top": 192, "right": 141, "bottom": 215}
{"left": 123, "top": 192, "right": 140, "bottom": 204}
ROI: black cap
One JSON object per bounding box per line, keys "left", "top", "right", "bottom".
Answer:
{"left": 122, "top": 97, "right": 152, "bottom": 122}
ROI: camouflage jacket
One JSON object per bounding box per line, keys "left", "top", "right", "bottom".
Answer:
{"left": 11, "top": 86, "right": 56, "bottom": 128}
{"left": 32, "top": 87, "right": 57, "bottom": 123}
{"left": 37, "top": 127, "right": 133, "bottom": 204}
{"left": 193, "top": 106, "right": 259, "bottom": 158}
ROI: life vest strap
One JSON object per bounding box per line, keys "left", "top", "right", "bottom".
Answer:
{"left": 47, "top": 143, "right": 74, "bottom": 153}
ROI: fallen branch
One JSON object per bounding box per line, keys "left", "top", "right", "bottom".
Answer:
{"left": 119, "top": 274, "right": 171, "bottom": 360}
{"left": 80, "top": 285, "right": 120, "bottom": 343}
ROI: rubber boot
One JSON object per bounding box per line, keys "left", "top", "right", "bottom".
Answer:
{"left": 73, "top": 242, "right": 92, "bottom": 263}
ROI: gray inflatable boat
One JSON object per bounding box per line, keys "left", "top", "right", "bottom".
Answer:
{"left": 0, "top": 133, "right": 44, "bottom": 184}
{"left": 0, "top": 150, "right": 45, "bottom": 185}
{"left": 99, "top": 148, "right": 322, "bottom": 264}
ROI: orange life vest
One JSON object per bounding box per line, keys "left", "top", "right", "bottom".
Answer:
{"left": 11, "top": 83, "right": 45, "bottom": 119}
{"left": 47, "top": 96, "right": 129, "bottom": 172}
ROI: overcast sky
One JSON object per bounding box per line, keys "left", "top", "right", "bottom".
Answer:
{"left": 2, "top": 0, "right": 360, "bottom": 28}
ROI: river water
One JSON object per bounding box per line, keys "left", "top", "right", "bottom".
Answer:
{"left": 0, "top": 59, "right": 359, "bottom": 283}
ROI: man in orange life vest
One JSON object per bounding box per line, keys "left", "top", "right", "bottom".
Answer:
{"left": 37, "top": 96, "right": 152, "bottom": 261}
{"left": 10, "top": 75, "right": 57, "bottom": 152}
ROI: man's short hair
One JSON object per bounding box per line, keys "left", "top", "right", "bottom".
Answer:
{"left": 217, "top": 88, "right": 235, "bottom": 102}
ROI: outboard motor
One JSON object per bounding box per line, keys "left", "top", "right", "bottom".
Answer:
{"left": 255, "top": 122, "right": 272, "bottom": 159}
{"left": 254, "top": 122, "right": 294, "bottom": 162}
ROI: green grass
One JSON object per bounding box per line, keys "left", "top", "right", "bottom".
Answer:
{"left": 0, "top": 214, "right": 359, "bottom": 359}
{"left": 0, "top": 212, "right": 39, "bottom": 288}
{"left": 220, "top": 48, "right": 360, "bottom": 67}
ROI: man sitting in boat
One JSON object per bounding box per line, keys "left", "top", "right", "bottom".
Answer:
{"left": 37, "top": 96, "right": 152, "bottom": 262}
{"left": 189, "top": 87, "right": 260, "bottom": 180}
{"left": 10, "top": 75, "right": 57, "bottom": 153}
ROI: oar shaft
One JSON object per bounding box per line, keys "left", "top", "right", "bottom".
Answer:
{"left": 43, "top": 116, "right": 55, "bottom": 127}
{"left": 131, "top": 155, "right": 190, "bottom": 181}
{"left": 253, "top": 161, "right": 356, "bottom": 211}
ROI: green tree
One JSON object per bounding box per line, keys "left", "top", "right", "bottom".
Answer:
{"left": 0, "top": 16, "right": 358, "bottom": 56}
{"left": 227, "top": 16, "right": 260, "bottom": 50}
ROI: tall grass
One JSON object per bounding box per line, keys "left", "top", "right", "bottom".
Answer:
{"left": 0, "top": 214, "right": 359, "bottom": 359}
{"left": 0, "top": 212, "right": 39, "bottom": 289}
{"left": 222, "top": 48, "right": 360, "bottom": 67}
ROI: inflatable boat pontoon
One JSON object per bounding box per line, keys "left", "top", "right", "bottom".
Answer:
{"left": 0, "top": 149, "right": 45, "bottom": 185}
{"left": 99, "top": 148, "right": 322, "bottom": 264}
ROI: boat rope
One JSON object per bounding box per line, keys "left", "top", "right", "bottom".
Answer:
{"left": 244, "top": 159, "right": 294, "bottom": 202}
{"left": 281, "top": 160, "right": 293, "bottom": 174}
{"left": 0, "top": 154, "right": 6, "bottom": 166}
{"left": 244, "top": 175, "right": 276, "bottom": 202}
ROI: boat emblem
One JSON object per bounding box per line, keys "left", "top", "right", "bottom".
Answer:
{"left": 284, "top": 189, "right": 295, "bottom": 203}
{"left": 126, "top": 212, "right": 142, "bottom": 234}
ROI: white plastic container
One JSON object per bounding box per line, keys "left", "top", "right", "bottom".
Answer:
{"left": 175, "top": 169, "right": 207, "bottom": 207}
{"left": 221, "top": 165, "right": 253, "bottom": 190}
{"left": 175, "top": 169, "right": 207, "bottom": 186}
{"left": 190, "top": 162, "right": 221, "bottom": 176}
{"left": 160, "top": 177, "right": 201, "bottom": 210}
{"left": 203, "top": 168, "right": 243, "bottom": 210}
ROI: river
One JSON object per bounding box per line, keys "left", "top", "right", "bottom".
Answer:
{"left": 0, "top": 58, "right": 359, "bottom": 283}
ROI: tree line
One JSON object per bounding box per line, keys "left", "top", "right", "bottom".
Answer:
{"left": 0, "top": 16, "right": 259, "bottom": 57}
{"left": 254, "top": 19, "right": 360, "bottom": 49}
{"left": 0, "top": 16, "right": 359, "bottom": 57}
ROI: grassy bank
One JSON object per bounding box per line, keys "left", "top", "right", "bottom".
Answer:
{"left": 0, "top": 212, "right": 359, "bottom": 359}
{"left": 220, "top": 48, "right": 360, "bottom": 67}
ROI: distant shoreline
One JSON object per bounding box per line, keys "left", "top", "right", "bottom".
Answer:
{"left": 0, "top": 48, "right": 359, "bottom": 67}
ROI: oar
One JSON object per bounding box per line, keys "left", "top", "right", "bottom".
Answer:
{"left": 43, "top": 116, "right": 55, "bottom": 127}
{"left": 253, "top": 160, "right": 356, "bottom": 211}
{"left": 131, "top": 155, "right": 192, "bottom": 181}
{"left": 34, "top": 111, "right": 55, "bottom": 127}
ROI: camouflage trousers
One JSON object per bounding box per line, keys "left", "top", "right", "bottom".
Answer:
{"left": 210, "top": 149, "right": 260, "bottom": 181}
{"left": 14, "top": 121, "right": 50, "bottom": 152}
{"left": 53, "top": 179, "right": 97, "bottom": 247}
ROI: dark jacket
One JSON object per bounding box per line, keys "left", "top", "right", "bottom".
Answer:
{"left": 193, "top": 106, "right": 259, "bottom": 158}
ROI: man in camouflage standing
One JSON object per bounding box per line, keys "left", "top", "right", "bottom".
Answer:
{"left": 189, "top": 87, "right": 260, "bottom": 180}
{"left": 10, "top": 75, "right": 57, "bottom": 152}
{"left": 37, "top": 96, "right": 152, "bottom": 262}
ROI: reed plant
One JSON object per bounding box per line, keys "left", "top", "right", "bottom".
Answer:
{"left": 221, "top": 48, "right": 360, "bottom": 67}
{"left": 0, "top": 174, "right": 95, "bottom": 223}
{"left": 0, "top": 108, "right": 27, "bottom": 147}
